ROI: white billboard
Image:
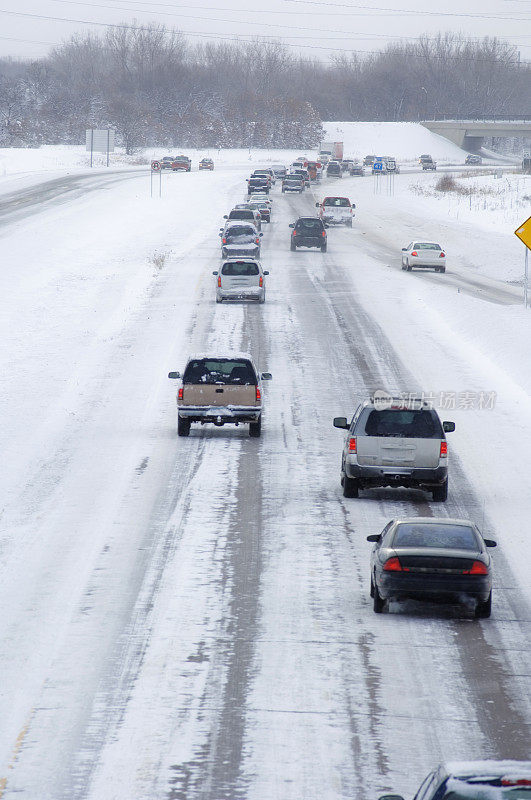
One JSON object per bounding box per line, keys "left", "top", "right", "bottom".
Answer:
{"left": 85, "top": 129, "right": 115, "bottom": 154}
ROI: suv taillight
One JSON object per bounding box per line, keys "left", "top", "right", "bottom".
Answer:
{"left": 217, "top": 275, "right": 221, "bottom": 287}
{"left": 440, "top": 252, "right": 445, "bottom": 258}
{"left": 222, "top": 237, "right": 226, "bottom": 244}
{"left": 259, "top": 275, "right": 263, "bottom": 287}
{"left": 348, "top": 437, "right": 356, "bottom": 452}
{"left": 440, "top": 441, "right": 448, "bottom": 457}
{"left": 256, "top": 238, "right": 260, "bottom": 244}
{"left": 411, "top": 250, "right": 418, "bottom": 257}
{"left": 292, "top": 230, "right": 297, "bottom": 236}
{"left": 256, "top": 386, "right": 261, "bottom": 401}
{"left": 178, "top": 387, "right": 183, "bottom": 400}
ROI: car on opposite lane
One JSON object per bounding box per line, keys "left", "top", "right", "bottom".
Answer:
{"left": 465, "top": 154, "right": 483, "bottom": 165}
{"left": 289, "top": 217, "right": 328, "bottom": 252}
{"left": 168, "top": 353, "right": 272, "bottom": 437}
{"left": 199, "top": 157, "right": 214, "bottom": 170}
{"left": 213, "top": 259, "right": 268, "bottom": 304}
{"left": 402, "top": 241, "right": 446, "bottom": 272}
{"left": 367, "top": 517, "right": 496, "bottom": 616}
{"left": 333, "top": 395, "right": 455, "bottom": 501}
{"left": 161, "top": 156, "right": 176, "bottom": 169}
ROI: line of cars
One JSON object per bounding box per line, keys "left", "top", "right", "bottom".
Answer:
{"left": 167, "top": 165, "right": 283, "bottom": 438}
{"left": 168, "top": 154, "right": 495, "bottom": 619}
{"left": 158, "top": 155, "right": 214, "bottom": 171}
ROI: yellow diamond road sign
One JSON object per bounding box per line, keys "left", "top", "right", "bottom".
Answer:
{"left": 515, "top": 215, "right": 531, "bottom": 249}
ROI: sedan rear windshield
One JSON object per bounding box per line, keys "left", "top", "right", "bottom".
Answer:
{"left": 413, "top": 242, "right": 441, "bottom": 250}
{"left": 221, "top": 262, "right": 259, "bottom": 276}
{"left": 392, "top": 523, "right": 479, "bottom": 551}
{"left": 183, "top": 359, "right": 257, "bottom": 385}
{"left": 363, "top": 409, "right": 441, "bottom": 438}
{"left": 323, "top": 197, "right": 350, "bottom": 207}
{"left": 226, "top": 225, "right": 255, "bottom": 237}
{"left": 229, "top": 210, "right": 254, "bottom": 219}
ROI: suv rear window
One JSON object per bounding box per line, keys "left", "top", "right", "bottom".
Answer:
{"left": 296, "top": 218, "right": 323, "bottom": 231}
{"left": 221, "top": 262, "right": 259, "bottom": 276}
{"left": 229, "top": 210, "right": 253, "bottom": 219}
{"left": 363, "top": 409, "right": 441, "bottom": 438}
{"left": 183, "top": 359, "right": 257, "bottom": 385}
{"left": 413, "top": 243, "right": 441, "bottom": 250}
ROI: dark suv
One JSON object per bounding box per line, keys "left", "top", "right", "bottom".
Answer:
{"left": 326, "top": 161, "right": 342, "bottom": 178}
{"left": 289, "top": 217, "right": 328, "bottom": 252}
{"left": 247, "top": 176, "right": 269, "bottom": 195}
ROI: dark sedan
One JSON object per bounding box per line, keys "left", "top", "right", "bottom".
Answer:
{"left": 367, "top": 517, "right": 496, "bottom": 617}
{"left": 289, "top": 217, "right": 328, "bottom": 252}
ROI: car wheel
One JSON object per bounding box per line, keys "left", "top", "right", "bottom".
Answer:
{"left": 440, "top": 267, "right": 446, "bottom": 273}
{"left": 373, "top": 583, "right": 385, "bottom": 613}
{"left": 343, "top": 475, "right": 359, "bottom": 498}
{"left": 178, "top": 416, "right": 190, "bottom": 437}
{"left": 370, "top": 575, "right": 375, "bottom": 598}
{"left": 474, "top": 592, "right": 492, "bottom": 619}
{"left": 321, "top": 243, "right": 327, "bottom": 252}
{"left": 346, "top": 220, "right": 353, "bottom": 228}
{"left": 401, "top": 262, "right": 407, "bottom": 270}
{"left": 406, "top": 261, "right": 412, "bottom": 271}
{"left": 259, "top": 293, "right": 265, "bottom": 304}
{"left": 216, "top": 295, "right": 222, "bottom": 303}
{"left": 249, "top": 417, "right": 262, "bottom": 437}
{"left": 290, "top": 241, "right": 297, "bottom": 251}
{"left": 432, "top": 479, "right": 448, "bottom": 502}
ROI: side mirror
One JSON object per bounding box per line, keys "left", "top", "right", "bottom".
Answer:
{"left": 443, "top": 421, "right": 455, "bottom": 432}
{"left": 259, "top": 232, "right": 263, "bottom": 237}
{"left": 315, "top": 202, "right": 320, "bottom": 207}
{"left": 324, "top": 223, "right": 330, "bottom": 228}
{"left": 484, "top": 539, "right": 497, "bottom": 548}
{"left": 366, "top": 534, "right": 381, "bottom": 543}
{"left": 263, "top": 270, "right": 269, "bottom": 275}
{"left": 168, "top": 371, "right": 181, "bottom": 379}
{"left": 401, "top": 247, "right": 407, "bottom": 251}
{"left": 261, "top": 372, "right": 272, "bottom": 380}
{"left": 352, "top": 203, "right": 356, "bottom": 208}
{"left": 289, "top": 223, "right": 294, "bottom": 228}
{"left": 212, "top": 271, "right": 218, "bottom": 275}
{"left": 223, "top": 215, "right": 228, "bottom": 219}
{"left": 333, "top": 416, "right": 349, "bottom": 429}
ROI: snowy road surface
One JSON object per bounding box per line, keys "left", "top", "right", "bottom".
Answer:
{"left": 0, "top": 163, "right": 529, "bottom": 800}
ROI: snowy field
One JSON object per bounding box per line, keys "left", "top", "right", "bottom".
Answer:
{"left": 0, "top": 129, "right": 529, "bottom": 799}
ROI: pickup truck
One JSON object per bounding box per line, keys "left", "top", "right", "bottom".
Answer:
{"left": 171, "top": 155, "right": 191, "bottom": 172}
{"left": 169, "top": 354, "right": 272, "bottom": 437}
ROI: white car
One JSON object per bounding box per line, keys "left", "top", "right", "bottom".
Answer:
{"left": 250, "top": 193, "right": 272, "bottom": 207}
{"left": 213, "top": 259, "right": 268, "bottom": 303}
{"left": 401, "top": 241, "right": 446, "bottom": 272}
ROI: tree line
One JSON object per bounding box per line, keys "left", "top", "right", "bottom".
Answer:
{"left": 0, "top": 26, "right": 529, "bottom": 150}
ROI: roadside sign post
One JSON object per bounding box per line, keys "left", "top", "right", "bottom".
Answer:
{"left": 151, "top": 160, "right": 162, "bottom": 198}
{"left": 514, "top": 215, "right": 531, "bottom": 308}
{"left": 85, "top": 129, "right": 115, "bottom": 167}
{"left": 373, "top": 160, "right": 383, "bottom": 194}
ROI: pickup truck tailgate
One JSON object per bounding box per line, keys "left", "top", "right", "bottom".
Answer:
{"left": 181, "top": 385, "right": 258, "bottom": 407}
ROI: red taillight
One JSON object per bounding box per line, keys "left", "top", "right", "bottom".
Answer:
{"left": 463, "top": 560, "right": 488, "bottom": 575}
{"left": 256, "top": 386, "right": 261, "bottom": 401}
{"left": 440, "top": 252, "right": 445, "bottom": 258}
{"left": 178, "top": 387, "right": 183, "bottom": 400}
{"left": 440, "top": 441, "right": 448, "bottom": 458}
{"left": 411, "top": 250, "right": 418, "bottom": 257}
{"left": 217, "top": 275, "right": 221, "bottom": 287}
{"left": 256, "top": 238, "right": 260, "bottom": 244}
{"left": 259, "top": 275, "right": 263, "bottom": 287}
{"left": 348, "top": 437, "right": 356, "bottom": 453}
{"left": 222, "top": 237, "right": 226, "bottom": 244}
{"left": 383, "top": 557, "right": 405, "bottom": 572}
{"left": 322, "top": 230, "right": 326, "bottom": 237}
{"left": 502, "top": 780, "right": 531, "bottom": 787}
{"left": 292, "top": 230, "right": 297, "bottom": 236}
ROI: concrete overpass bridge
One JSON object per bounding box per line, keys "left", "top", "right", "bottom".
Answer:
{"left": 421, "top": 119, "right": 531, "bottom": 151}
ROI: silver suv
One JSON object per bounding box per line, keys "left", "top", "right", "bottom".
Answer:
{"left": 333, "top": 396, "right": 455, "bottom": 501}
{"left": 213, "top": 259, "right": 268, "bottom": 303}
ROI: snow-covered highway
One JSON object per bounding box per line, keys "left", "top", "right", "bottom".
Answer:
{"left": 0, "top": 161, "right": 529, "bottom": 800}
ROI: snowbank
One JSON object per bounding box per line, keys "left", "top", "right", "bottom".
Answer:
{"left": 323, "top": 121, "right": 468, "bottom": 162}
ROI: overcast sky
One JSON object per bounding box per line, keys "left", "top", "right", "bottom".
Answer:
{"left": 0, "top": 0, "right": 530, "bottom": 61}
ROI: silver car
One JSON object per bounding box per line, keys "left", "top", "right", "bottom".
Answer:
{"left": 220, "top": 221, "right": 262, "bottom": 259}
{"left": 333, "top": 396, "right": 455, "bottom": 501}
{"left": 213, "top": 259, "right": 268, "bottom": 303}
{"left": 402, "top": 241, "right": 446, "bottom": 272}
